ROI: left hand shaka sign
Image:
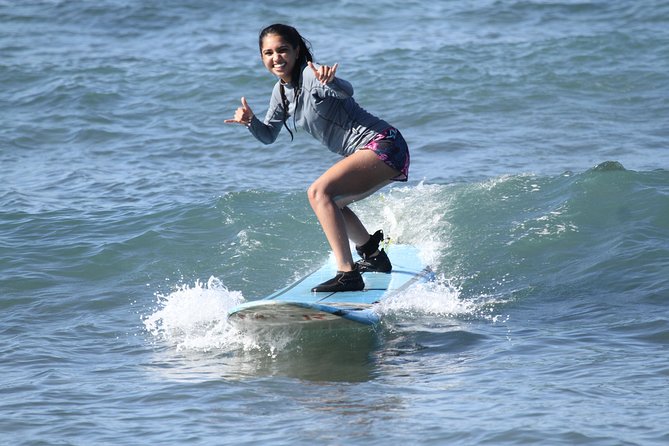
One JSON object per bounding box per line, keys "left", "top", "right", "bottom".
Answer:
{"left": 308, "top": 61, "right": 338, "bottom": 84}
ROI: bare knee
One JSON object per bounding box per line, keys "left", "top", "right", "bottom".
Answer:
{"left": 307, "top": 181, "right": 330, "bottom": 207}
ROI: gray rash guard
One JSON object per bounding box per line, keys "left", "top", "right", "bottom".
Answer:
{"left": 248, "top": 64, "right": 390, "bottom": 156}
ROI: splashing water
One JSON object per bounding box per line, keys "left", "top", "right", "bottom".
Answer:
{"left": 142, "top": 276, "right": 245, "bottom": 351}
{"left": 375, "top": 274, "right": 509, "bottom": 325}
{"left": 143, "top": 277, "right": 306, "bottom": 356}
{"left": 354, "top": 181, "right": 453, "bottom": 268}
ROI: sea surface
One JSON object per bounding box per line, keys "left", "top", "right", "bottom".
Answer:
{"left": 2, "top": 1, "right": 668, "bottom": 444}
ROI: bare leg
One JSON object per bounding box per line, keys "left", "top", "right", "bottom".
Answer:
{"left": 307, "top": 149, "right": 398, "bottom": 272}
{"left": 341, "top": 206, "right": 371, "bottom": 247}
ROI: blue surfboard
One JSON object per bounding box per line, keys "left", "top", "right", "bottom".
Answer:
{"left": 228, "top": 244, "right": 433, "bottom": 328}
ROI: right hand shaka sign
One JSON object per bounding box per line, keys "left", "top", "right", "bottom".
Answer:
{"left": 224, "top": 97, "right": 255, "bottom": 126}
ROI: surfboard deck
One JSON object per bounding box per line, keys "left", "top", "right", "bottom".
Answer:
{"left": 228, "top": 244, "right": 433, "bottom": 329}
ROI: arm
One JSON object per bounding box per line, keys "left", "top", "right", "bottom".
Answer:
{"left": 248, "top": 108, "right": 283, "bottom": 145}
{"left": 225, "top": 85, "right": 284, "bottom": 145}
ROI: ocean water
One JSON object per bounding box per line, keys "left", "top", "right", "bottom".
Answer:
{"left": 1, "top": 0, "right": 668, "bottom": 444}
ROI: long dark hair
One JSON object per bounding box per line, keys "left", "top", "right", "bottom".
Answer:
{"left": 258, "top": 24, "right": 313, "bottom": 140}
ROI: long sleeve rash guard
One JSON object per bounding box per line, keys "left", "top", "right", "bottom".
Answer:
{"left": 247, "top": 64, "right": 390, "bottom": 156}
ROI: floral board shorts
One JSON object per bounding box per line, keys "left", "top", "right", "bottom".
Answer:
{"left": 361, "top": 127, "right": 410, "bottom": 181}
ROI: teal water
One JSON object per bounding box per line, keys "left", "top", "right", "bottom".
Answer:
{"left": 2, "top": 1, "right": 669, "bottom": 444}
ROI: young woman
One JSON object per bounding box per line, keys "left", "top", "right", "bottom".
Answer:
{"left": 225, "top": 24, "right": 410, "bottom": 292}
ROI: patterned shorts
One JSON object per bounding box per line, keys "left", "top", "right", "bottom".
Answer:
{"left": 361, "top": 127, "right": 410, "bottom": 181}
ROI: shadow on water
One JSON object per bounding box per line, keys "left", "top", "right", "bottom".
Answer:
{"left": 143, "top": 314, "right": 499, "bottom": 386}
{"left": 144, "top": 325, "right": 383, "bottom": 383}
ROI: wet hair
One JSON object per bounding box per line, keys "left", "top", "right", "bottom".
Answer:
{"left": 258, "top": 24, "right": 314, "bottom": 140}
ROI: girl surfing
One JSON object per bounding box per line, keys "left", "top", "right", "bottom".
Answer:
{"left": 225, "top": 24, "right": 410, "bottom": 292}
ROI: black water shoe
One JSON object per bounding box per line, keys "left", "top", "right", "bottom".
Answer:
{"left": 356, "top": 248, "right": 392, "bottom": 273}
{"left": 311, "top": 269, "right": 365, "bottom": 292}
{"left": 355, "top": 230, "right": 392, "bottom": 273}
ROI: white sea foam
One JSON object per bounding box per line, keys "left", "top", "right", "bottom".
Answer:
{"left": 374, "top": 274, "right": 508, "bottom": 326}
{"left": 143, "top": 277, "right": 242, "bottom": 350}
{"left": 355, "top": 181, "right": 452, "bottom": 267}
{"left": 375, "top": 277, "right": 468, "bottom": 317}
{"left": 142, "top": 277, "right": 301, "bottom": 355}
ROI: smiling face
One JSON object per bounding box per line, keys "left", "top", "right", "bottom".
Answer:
{"left": 260, "top": 33, "right": 299, "bottom": 83}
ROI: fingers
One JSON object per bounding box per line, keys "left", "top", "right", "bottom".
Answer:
{"left": 225, "top": 97, "right": 254, "bottom": 125}
{"left": 308, "top": 61, "right": 339, "bottom": 84}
